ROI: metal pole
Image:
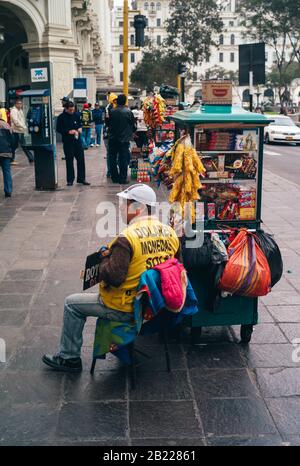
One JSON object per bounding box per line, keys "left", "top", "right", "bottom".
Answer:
{"left": 181, "top": 76, "right": 185, "bottom": 103}
{"left": 123, "top": 0, "right": 129, "bottom": 99}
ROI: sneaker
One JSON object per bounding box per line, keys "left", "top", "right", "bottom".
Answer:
{"left": 67, "top": 182, "right": 73, "bottom": 187}
{"left": 11, "top": 161, "right": 18, "bottom": 166}
{"left": 5, "top": 192, "right": 12, "bottom": 198}
{"left": 90, "top": 144, "right": 94, "bottom": 147}
{"left": 96, "top": 144, "right": 100, "bottom": 147}
{"left": 42, "top": 354, "right": 82, "bottom": 373}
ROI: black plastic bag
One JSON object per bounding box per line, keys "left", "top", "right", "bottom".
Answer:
{"left": 255, "top": 230, "right": 283, "bottom": 288}
{"left": 181, "top": 235, "right": 213, "bottom": 270}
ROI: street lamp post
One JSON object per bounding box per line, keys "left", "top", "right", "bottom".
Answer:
{"left": 123, "top": 0, "right": 129, "bottom": 98}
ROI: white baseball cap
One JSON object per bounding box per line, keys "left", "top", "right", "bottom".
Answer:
{"left": 117, "top": 184, "right": 157, "bottom": 207}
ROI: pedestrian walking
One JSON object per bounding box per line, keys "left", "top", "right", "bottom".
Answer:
{"left": 0, "top": 103, "right": 8, "bottom": 123}
{"left": 133, "top": 104, "right": 148, "bottom": 149}
{"left": 80, "top": 103, "right": 93, "bottom": 150}
{"left": 42, "top": 184, "right": 181, "bottom": 373}
{"left": 103, "top": 93, "right": 118, "bottom": 178}
{"left": 108, "top": 94, "right": 136, "bottom": 184}
{"left": 92, "top": 103, "right": 105, "bottom": 147}
{"left": 0, "top": 117, "right": 14, "bottom": 198}
{"left": 10, "top": 99, "right": 34, "bottom": 165}
{"left": 56, "top": 101, "right": 90, "bottom": 187}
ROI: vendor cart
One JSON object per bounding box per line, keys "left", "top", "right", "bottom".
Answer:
{"left": 170, "top": 105, "right": 273, "bottom": 343}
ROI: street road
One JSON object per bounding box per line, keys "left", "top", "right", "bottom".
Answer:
{"left": 264, "top": 143, "right": 300, "bottom": 186}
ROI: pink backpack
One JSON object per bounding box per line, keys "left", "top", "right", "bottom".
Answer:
{"left": 154, "top": 258, "right": 188, "bottom": 313}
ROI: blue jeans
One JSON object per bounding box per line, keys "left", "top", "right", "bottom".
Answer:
{"left": 81, "top": 128, "right": 92, "bottom": 149}
{"left": 95, "top": 124, "right": 103, "bottom": 145}
{"left": 0, "top": 157, "right": 13, "bottom": 195}
{"left": 59, "top": 293, "right": 133, "bottom": 359}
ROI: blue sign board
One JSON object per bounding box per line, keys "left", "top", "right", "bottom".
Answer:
{"left": 73, "top": 78, "right": 87, "bottom": 90}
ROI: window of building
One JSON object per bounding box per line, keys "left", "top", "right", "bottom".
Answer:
{"left": 193, "top": 72, "right": 197, "bottom": 81}
{"left": 219, "top": 52, "right": 224, "bottom": 62}
{"left": 230, "top": 34, "right": 235, "bottom": 45}
{"left": 219, "top": 34, "right": 224, "bottom": 45}
{"left": 157, "top": 2, "right": 161, "bottom": 10}
{"left": 144, "top": 2, "right": 149, "bottom": 10}
{"left": 120, "top": 72, "right": 124, "bottom": 82}
{"left": 119, "top": 35, "right": 123, "bottom": 46}
{"left": 131, "top": 53, "right": 135, "bottom": 63}
{"left": 120, "top": 53, "right": 123, "bottom": 63}
{"left": 230, "top": 52, "right": 235, "bottom": 62}
{"left": 119, "top": 21, "right": 124, "bottom": 27}
{"left": 130, "top": 34, "right": 135, "bottom": 46}
{"left": 150, "top": 2, "right": 155, "bottom": 13}
{"left": 130, "top": 21, "right": 134, "bottom": 27}
{"left": 157, "top": 18, "right": 161, "bottom": 27}
{"left": 157, "top": 35, "right": 162, "bottom": 45}
{"left": 229, "top": 20, "right": 234, "bottom": 27}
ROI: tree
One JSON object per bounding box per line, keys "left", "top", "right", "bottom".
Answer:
{"left": 278, "top": 0, "right": 300, "bottom": 64}
{"left": 238, "top": 0, "right": 297, "bottom": 108}
{"left": 203, "top": 66, "right": 239, "bottom": 83}
{"left": 130, "top": 47, "right": 179, "bottom": 91}
{"left": 165, "top": 0, "right": 224, "bottom": 66}
{"left": 267, "top": 62, "right": 300, "bottom": 104}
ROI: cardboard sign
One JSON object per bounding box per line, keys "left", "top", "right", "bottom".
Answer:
{"left": 83, "top": 251, "right": 103, "bottom": 291}
{"left": 202, "top": 80, "right": 232, "bottom": 105}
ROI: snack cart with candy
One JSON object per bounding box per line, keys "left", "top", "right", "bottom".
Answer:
{"left": 170, "top": 100, "right": 273, "bottom": 343}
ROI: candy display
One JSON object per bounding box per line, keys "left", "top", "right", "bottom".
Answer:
{"left": 143, "top": 94, "right": 166, "bottom": 129}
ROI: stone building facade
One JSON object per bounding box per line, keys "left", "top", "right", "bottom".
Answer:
{"left": 0, "top": 0, "right": 114, "bottom": 113}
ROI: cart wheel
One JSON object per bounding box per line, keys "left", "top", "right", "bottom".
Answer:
{"left": 191, "top": 327, "right": 202, "bottom": 345}
{"left": 240, "top": 325, "right": 254, "bottom": 344}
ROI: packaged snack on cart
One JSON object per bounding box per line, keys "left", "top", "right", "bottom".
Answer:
{"left": 218, "top": 155, "right": 225, "bottom": 172}
{"left": 207, "top": 203, "right": 216, "bottom": 220}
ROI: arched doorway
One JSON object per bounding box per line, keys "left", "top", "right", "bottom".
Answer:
{"left": 0, "top": 1, "right": 41, "bottom": 104}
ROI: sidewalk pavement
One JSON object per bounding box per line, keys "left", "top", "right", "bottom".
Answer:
{"left": 0, "top": 145, "right": 300, "bottom": 446}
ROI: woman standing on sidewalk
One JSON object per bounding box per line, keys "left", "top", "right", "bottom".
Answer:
{"left": 0, "top": 116, "right": 14, "bottom": 198}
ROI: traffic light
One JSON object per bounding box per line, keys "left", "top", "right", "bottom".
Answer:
{"left": 178, "top": 63, "right": 187, "bottom": 75}
{"left": 134, "top": 15, "right": 147, "bottom": 47}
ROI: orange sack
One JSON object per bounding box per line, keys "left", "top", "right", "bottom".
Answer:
{"left": 219, "top": 229, "right": 271, "bottom": 297}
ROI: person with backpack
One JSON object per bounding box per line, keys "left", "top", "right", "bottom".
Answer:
{"left": 80, "top": 103, "right": 93, "bottom": 150}
{"left": 0, "top": 116, "right": 14, "bottom": 198}
{"left": 92, "top": 103, "right": 105, "bottom": 147}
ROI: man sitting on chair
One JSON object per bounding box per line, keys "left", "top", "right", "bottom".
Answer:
{"left": 42, "top": 184, "right": 181, "bottom": 373}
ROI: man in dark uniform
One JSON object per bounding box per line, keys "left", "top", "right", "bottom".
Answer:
{"left": 56, "top": 101, "right": 90, "bottom": 186}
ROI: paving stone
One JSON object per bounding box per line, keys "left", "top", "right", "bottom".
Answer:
{"left": 0, "top": 281, "right": 40, "bottom": 295}
{"left": 63, "top": 370, "right": 127, "bottom": 401}
{"left": 197, "top": 398, "right": 277, "bottom": 436}
{"left": 4, "top": 269, "right": 44, "bottom": 281}
{"left": 133, "top": 344, "right": 185, "bottom": 371}
{"left": 57, "top": 402, "right": 127, "bottom": 440}
{"left": 190, "top": 368, "right": 258, "bottom": 399}
{"left": 262, "top": 292, "right": 300, "bottom": 306}
{"left": 242, "top": 343, "right": 300, "bottom": 368}
{"left": 0, "top": 403, "right": 59, "bottom": 445}
{"left": 0, "top": 294, "right": 32, "bottom": 309}
{"left": 279, "top": 324, "right": 300, "bottom": 343}
{"left": 207, "top": 435, "right": 285, "bottom": 446}
{"left": 0, "top": 370, "right": 64, "bottom": 404}
{"left": 266, "top": 398, "right": 300, "bottom": 435}
{"left": 267, "top": 306, "right": 300, "bottom": 323}
{"left": 130, "top": 370, "right": 192, "bottom": 401}
{"left": 131, "top": 438, "right": 206, "bottom": 446}
{"left": 282, "top": 436, "right": 300, "bottom": 446}
{"left": 256, "top": 368, "right": 300, "bottom": 397}
{"left": 186, "top": 343, "right": 246, "bottom": 369}
{"left": 0, "top": 310, "right": 28, "bottom": 327}
{"left": 130, "top": 401, "right": 203, "bottom": 438}
{"left": 244, "top": 324, "right": 287, "bottom": 344}
{"left": 21, "top": 325, "right": 61, "bottom": 348}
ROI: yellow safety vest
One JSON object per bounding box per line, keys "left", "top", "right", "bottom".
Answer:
{"left": 99, "top": 216, "right": 180, "bottom": 313}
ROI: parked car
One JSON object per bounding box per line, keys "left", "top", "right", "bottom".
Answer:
{"left": 264, "top": 116, "right": 300, "bottom": 145}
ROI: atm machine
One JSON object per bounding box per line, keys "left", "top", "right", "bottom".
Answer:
{"left": 19, "top": 89, "right": 57, "bottom": 190}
